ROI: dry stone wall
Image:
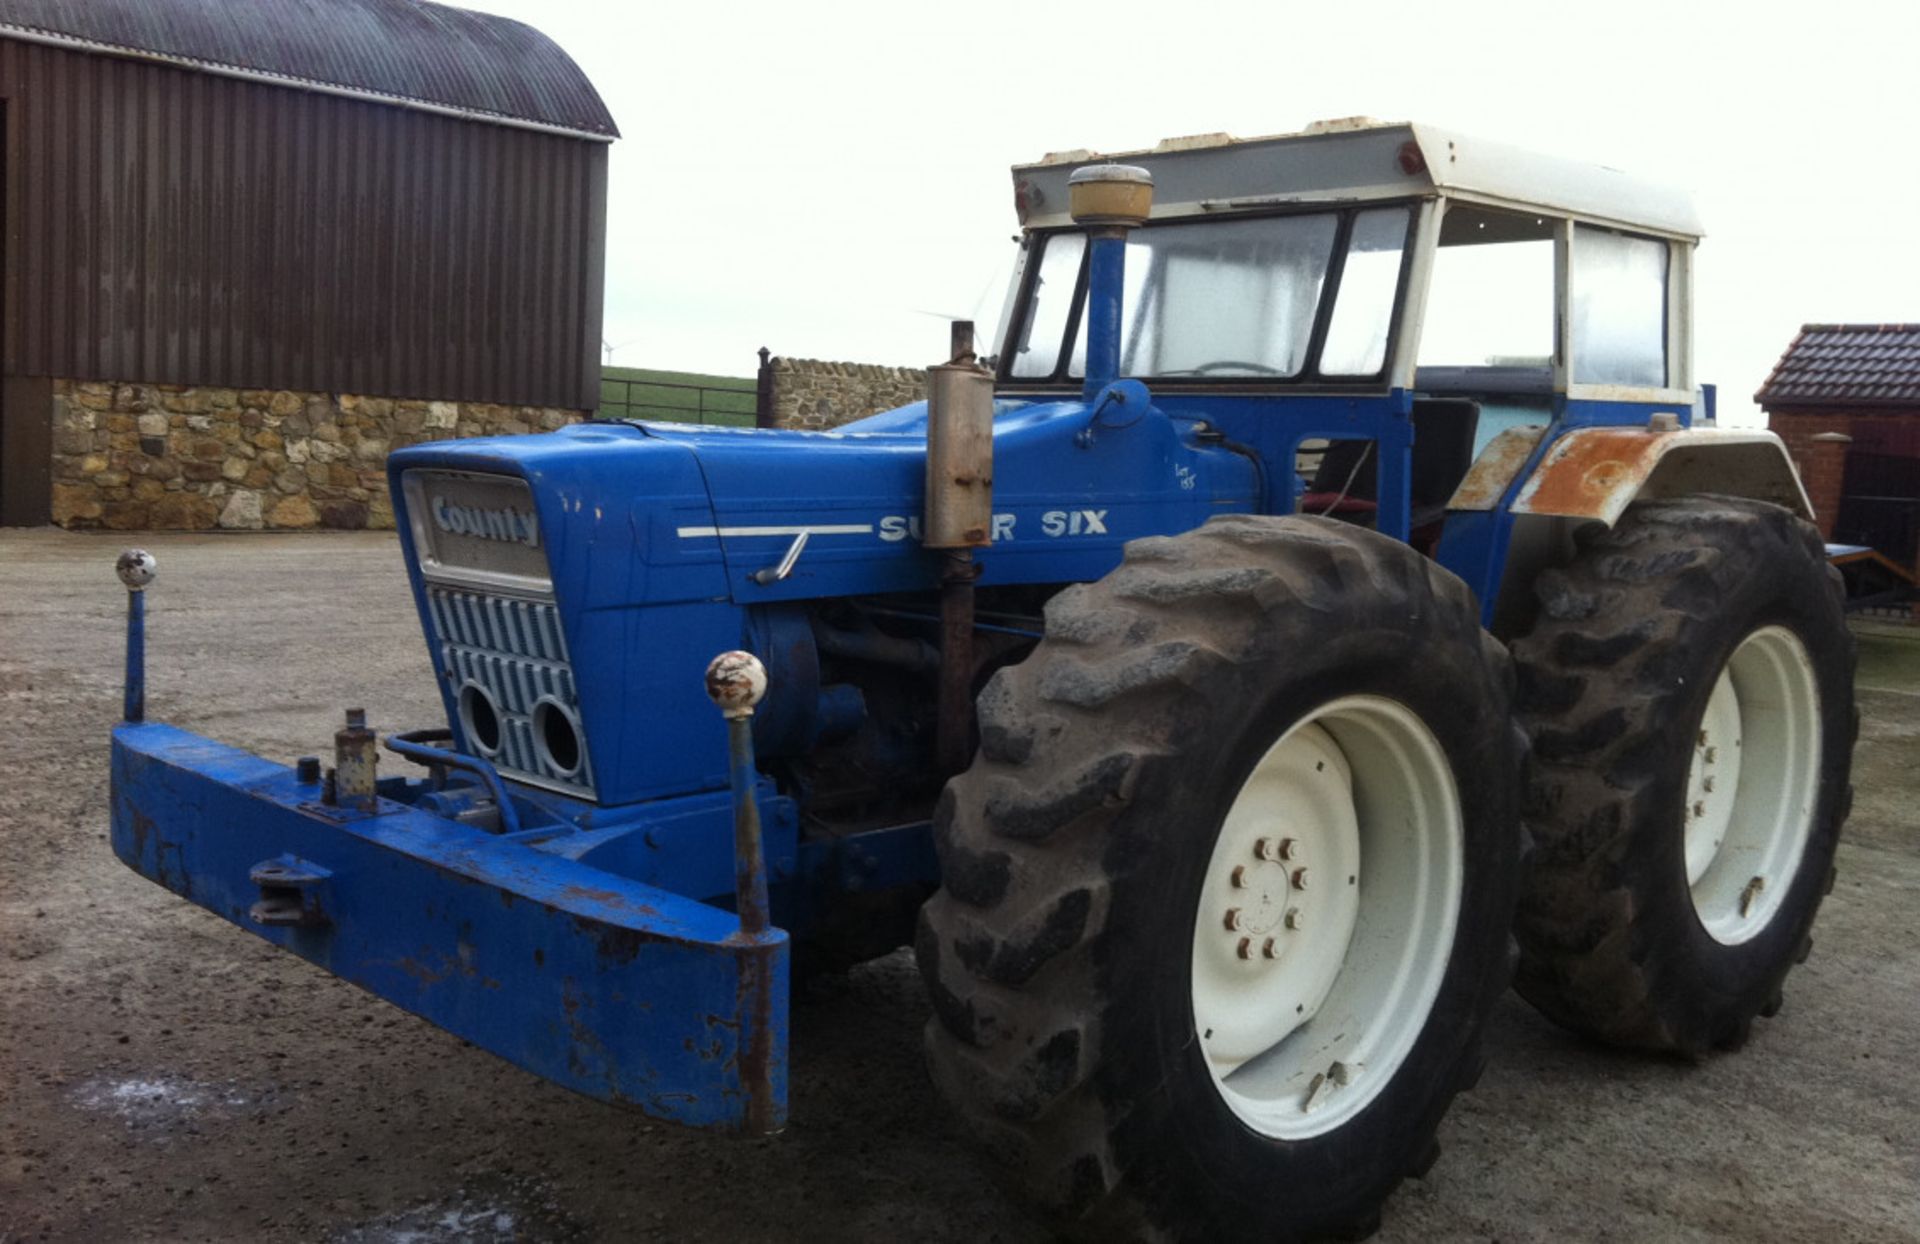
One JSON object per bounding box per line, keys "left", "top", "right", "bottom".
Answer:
{"left": 768, "top": 357, "right": 928, "bottom": 431}
{"left": 47, "top": 381, "right": 581, "bottom": 531}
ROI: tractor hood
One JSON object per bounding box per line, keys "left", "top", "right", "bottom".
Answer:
{"left": 390, "top": 393, "right": 1256, "bottom": 610}
{"left": 384, "top": 393, "right": 1255, "bottom": 805}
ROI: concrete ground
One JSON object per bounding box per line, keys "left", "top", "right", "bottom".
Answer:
{"left": 1, "top": 528, "right": 1915, "bottom": 1243}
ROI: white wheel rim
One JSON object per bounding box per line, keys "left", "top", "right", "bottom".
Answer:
{"left": 1191, "top": 696, "right": 1463, "bottom": 1140}
{"left": 1685, "top": 626, "right": 1822, "bottom": 944}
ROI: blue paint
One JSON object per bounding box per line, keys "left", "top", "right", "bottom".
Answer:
{"left": 384, "top": 730, "right": 523, "bottom": 836}
{"left": 724, "top": 712, "right": 772, "bottom": 937}
{"left": 1469, "top": 401, "right": 1553, "bottom": 459}
{"left": 112, "top": 722, "right": 789, "bottom": 1133}
{"left": 123, "top": 588, "right": 145, "bottom": 723}
{"left": 1082, "top": 230, "right": 1128, "bottom": 399}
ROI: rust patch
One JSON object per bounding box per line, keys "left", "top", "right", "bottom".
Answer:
{"left": 1447, "top": 427, "right": 1546, "bottom": 510}
{"left": 127, "top": 808, "right": 155, "bottom": 864}
{"left": 1513, "top": 427, "right": 1668, "bottom": 516}
{"left": 559, "top": 884, "right": 660, "bottom": 919}
{"left": 703, "top": 651, "right": 766, "bottom": 718}
{"left": 734, "top": 944, "right": 780, "bottom": 1135}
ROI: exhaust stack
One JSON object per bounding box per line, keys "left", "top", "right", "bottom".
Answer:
{"left": 925, "top": 320, "right": 994, "bottom": 775}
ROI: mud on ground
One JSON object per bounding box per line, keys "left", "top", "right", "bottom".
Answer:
{"left": 2, "top": 529, "right": 1916, "bottom": 1242}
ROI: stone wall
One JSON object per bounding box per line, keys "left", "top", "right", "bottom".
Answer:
{"left": 767, "top": 357, "right": 928, "bottom": 431}
{"left": 47, "top": 381, "right": 582, "bottom": 530}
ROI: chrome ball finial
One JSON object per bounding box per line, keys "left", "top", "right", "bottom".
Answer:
{"left": 115, "top": 548, "right": 158, "bottom": 591}
{"left": 704, "top": 651, "right": 768, "bottom": 720}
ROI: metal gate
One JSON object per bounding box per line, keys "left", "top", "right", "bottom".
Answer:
{"left": 1834, "top": 423, "right": 1920, "bottom": 572}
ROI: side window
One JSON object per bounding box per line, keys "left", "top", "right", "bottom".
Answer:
{"left": 1321, "top": 208, "right": 1411, "bottom": 376}
{"left": 1417, "top": 207, "right": 1554, "bottom": 372}
{"left": 1009, "top": 233, "right": 1086, "bottom": 380}
{"left": 1572, "top": 226, "right": 1668, "bottom": 387}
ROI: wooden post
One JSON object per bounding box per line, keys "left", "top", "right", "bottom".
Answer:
{"left": 755, "top": 346, "right": 774, "bottom": 429}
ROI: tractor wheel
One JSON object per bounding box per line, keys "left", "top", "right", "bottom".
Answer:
{"left": 1510, "top": 496, "right": 1855, "bottom": 1054}
{"left": 916, "top": 515, "right": 1522, "bottom": 1242}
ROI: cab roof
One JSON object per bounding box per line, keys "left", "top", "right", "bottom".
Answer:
{"left": 1012, "top": 119, "right": 1702, "bottom": 240}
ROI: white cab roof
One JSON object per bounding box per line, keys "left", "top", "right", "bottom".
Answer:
{"left": 1012, "top": 120, "right": 1703, "bottom": 240}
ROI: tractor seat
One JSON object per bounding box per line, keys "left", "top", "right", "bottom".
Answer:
{"left": 1299, "top": 401, "right": 1480, "bottom": 549}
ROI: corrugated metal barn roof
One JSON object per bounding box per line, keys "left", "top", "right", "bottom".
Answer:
{"left": 0, "top": 0, "right": 618, "bottom": 138}
{"left": 1756, "top": 324, "right": 1920, "bottom": 409}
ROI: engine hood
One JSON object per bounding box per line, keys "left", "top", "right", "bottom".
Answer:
{"left": 392, "top": 394, "right": 1255, "bottom": 606}
{"left": 384, "top": 397, "right": 1254, "bottom": 804}
{"left": 616, "top": 394, "right": 1257, "bottom": 603}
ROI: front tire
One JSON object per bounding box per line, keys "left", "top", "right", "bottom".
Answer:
{"left": 917, "top": 515, "right": 1522, "bottom": 1241}
{"left": 1510, "top": 496, "right": 1855, "bottom": 1053}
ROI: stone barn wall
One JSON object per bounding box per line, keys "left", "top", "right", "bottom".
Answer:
{"left": 47, "top": 381, "right": 581, "bottom": 530}
{"left": 767, "top": 358, "right": 927, "bottom": 431}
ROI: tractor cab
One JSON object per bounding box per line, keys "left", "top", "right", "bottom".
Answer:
{"left": 993, "top": 119, "right": 1800, "bottom": 622}
{"left": 1000, "top": 118, "right": 1700, "bottom": 405}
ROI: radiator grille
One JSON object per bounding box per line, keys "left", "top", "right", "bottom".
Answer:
{"left": 426, "top": 586, "right": 595, "bottom": 798}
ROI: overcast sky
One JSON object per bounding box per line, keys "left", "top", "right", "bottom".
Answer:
{"left": 464, "top": 0, "right": 1918, "bottom": 425}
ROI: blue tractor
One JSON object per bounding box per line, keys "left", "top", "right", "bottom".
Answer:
{"left": 111, "top": 120, "right": 1854, "bottom": 1240}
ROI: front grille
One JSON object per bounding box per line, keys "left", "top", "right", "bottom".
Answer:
{"left": 426, "top": 585, "right": 596, "bottom": 798}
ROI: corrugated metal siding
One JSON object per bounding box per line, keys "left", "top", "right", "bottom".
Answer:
{"left": 0, "top": 0, "right": 617, "bottom": 138}
{"left": 0, "top": 37, "right": 605, "bottom": 409}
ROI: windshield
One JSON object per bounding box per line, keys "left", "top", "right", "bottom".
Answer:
{"left": 1006, "top": 206, "right": 1412, "bottom": 383}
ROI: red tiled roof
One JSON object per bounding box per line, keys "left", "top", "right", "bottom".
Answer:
{"left": 1755, "top": 324, "right": 1920, "bottom": 408}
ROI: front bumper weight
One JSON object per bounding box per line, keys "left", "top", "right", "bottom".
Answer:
{"left": 111, "top": 721, "right": 789, "bottom": 1134}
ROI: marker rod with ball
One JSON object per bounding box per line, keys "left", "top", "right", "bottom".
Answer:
{"left": 706, "top": 650, "right": 772, "bottom": 937}
{"left": 115, "top": 549, "right": 157, "bottom": 723}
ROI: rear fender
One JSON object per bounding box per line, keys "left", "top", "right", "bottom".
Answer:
{"left": 1507, "top": 426, "right": 1813, "bottom": 525}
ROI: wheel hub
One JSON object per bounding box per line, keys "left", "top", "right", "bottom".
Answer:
{"left": 1684, "top": 626, "right": 1821, "bottom": 944}
{"left": 1683, "top": 667, "right": 1744, "bottom": 888}
{"left": 1191, "top": 699, "right": 1462, "bottom": 1140}
{"left": 1225, "top": 848, "right": 1305, "bottom": 942}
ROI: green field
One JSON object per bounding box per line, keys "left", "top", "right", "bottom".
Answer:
{"left": 599, "top": 366, "right": 757, "bottom": 427}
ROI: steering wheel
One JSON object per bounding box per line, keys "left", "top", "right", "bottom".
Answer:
{"left": 1172, "top": 360, "right": 1285, "bottom": 377}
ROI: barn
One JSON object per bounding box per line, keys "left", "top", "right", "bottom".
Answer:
{"left": 1758, "top": 323, "right": 1920, "bottom": 575}
{"left": 0, "top": 0, "right": 616, "bottom": 529}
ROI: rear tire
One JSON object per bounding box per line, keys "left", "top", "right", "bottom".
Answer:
{"left": 917, "top": 515, "right": 1522, "bottom": 1241}
{"left": 1510, "top": 496, "right": 1855, "bottom": 1053}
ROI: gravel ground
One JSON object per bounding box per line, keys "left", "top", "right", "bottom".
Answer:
{"left": 1, "top": 528, "right": 1916, "bottom": 1243}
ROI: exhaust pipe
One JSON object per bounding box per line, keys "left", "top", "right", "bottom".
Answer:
{"left": 925, "top": 320, "right": 994, "bottom": 775}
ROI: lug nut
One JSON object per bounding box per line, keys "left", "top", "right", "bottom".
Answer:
{"left": 1224, "top": 908, "right": 1243, "bottom": 931}
{"left": 1230, "top": 865, "right": 1248, "bottom": 888}
{"left": 1255, "top": 837, "right": 1281, "bottom": 862}
{"left": 1284, "top": 907, "right": 1304, "bottom": 931}
{"left": 1236, "top": 937, "right": 1253, "bottom": 959}
{"left": 1279, "top": 837, "right": 1299, "bottom": 861}
{"left": 1705, "top": 746, "right": 1717, "bottom": 764}
{"left": 1693, "top": 801, "right": 1706, "bottom": 818}
{"left": 1290, "top": 867, "right": 1309, "bottom": 891}
{"left": 1261, "top": 938, "right": 1279, "bottom": 959}
{"left": 1703, "top": 776, "right": 1716, "bottom": 793}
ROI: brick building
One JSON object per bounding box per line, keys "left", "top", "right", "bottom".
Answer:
{"left": 1758, "top": 324, "right": 1920, "bottom": 571}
